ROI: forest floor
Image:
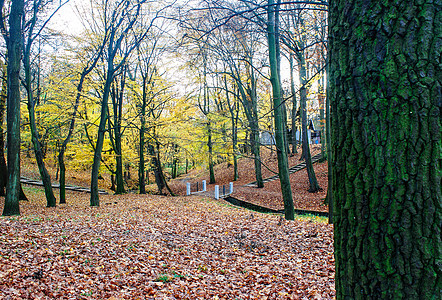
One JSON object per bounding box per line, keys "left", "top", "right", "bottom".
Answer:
{"left": 1, "top": 145, "right": 335, "bottom": 299}
{"left": 0, "top": 192, "right": 334, "bottom": 299}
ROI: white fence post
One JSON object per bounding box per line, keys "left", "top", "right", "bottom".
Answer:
{"left": 202, "top": 180, "right": 207, "bottom": 192}
{"left": 186, "top": 182, "right": 191, "bottom": 195}
{"left": 229, "top": 182, "right": 233, "bottom": 194}
{"left": 214, "top": 185, "right": 219, "bottom": 199}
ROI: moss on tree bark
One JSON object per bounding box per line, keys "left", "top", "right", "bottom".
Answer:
{"left": 330, "top": 0, "right": 441, "bottom": 298}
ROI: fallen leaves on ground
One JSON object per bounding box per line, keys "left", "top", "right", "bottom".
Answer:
{"left": 0, "top": 191, "right": 334, "bottom": 299}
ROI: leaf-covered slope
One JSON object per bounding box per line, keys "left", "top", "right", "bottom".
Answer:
{"left": 0, "top": 192, "right": 334, "bottom": 299}
{"left": 170, "top": 145, "right": 329, "bottom": 212}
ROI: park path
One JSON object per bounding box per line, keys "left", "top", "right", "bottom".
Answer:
{"left": 192, "top": 153, "right": 323, "bottom": 199}
{"left": 20, "top": 177, "right": 108, "bottom": 195}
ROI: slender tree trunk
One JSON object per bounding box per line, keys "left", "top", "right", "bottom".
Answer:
{"left": 114, "top": 132, "right": 124, "bottom": 194}
{"left": 27, "top": 99, "right": 56, "bottom": 206}
{"left": 58, "top": 154, "right": 66, "bottom": 202}
{"left": 250, "top": 69, "right": 264, "bottom": 188}
{"left": 24, "top": 41, "right": 56, "bottom": 207}
{"left": 58, "top": 69, "right": 90, "bottom": 204}
{"left": 250, "top": 121, "right": 263, "bottom": 188}
{"left": 289, "top": 54, "right": 298, "bottom": 155}
{"left": 231, "top": 111, "right": 239, "bottom": 182}
{"left": 267, "top": 0, "right": 294, "bottom": 220}
{"left": 110, "top": 174, "right": 116, "bottom": 192}
{"left": 225, "top": 77, "right": 239, "bottom": 181}
{"left": 171, "top": 144, "right": 178, "bottom": 179}
{"left": 139, "top": 76, "right": 148, "bottom": 194}
{"left": 299, "top": 52, "right": 320, "bottom": 192}
{"left": 231, "top": 105, "right": 239, "bottom": 181}
{"left": 229, "top": 61, "right": 263, "bottom": 186}
{"left": 114, "top": 132, "right": 124, "bottom": 193}
{"left": 207, "top": 121, "right": 216, "bottom": 184}
{"left": 149, "top": 125, "right": 166, "bottom": 194}
{"left": 282, "top": 100, "right": 290, "bottom": 156}
{"left": 330, "top": 0, "right": 441, "bottom": 298}
{"left": 112, "top": 74, "right": 126, "bottom": 195}
{"left": 90, "top": 72, "right": 113, "bottom": 206}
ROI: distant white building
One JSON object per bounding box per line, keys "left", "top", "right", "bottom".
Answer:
{"left": 261, "top": 122, "right": 320, "bottom": 146}
{"left": 260, "top": 131, "right": 275, "bottom": 145}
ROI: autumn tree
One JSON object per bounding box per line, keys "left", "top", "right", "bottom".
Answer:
{"left": 180, "top": 1, "right": 267, "bottom": 187}
{"left": 56, "top": 35, "right": 104, "bottom": 204}
{"left": 330, "top": 0, "right": 441, "bottom": 298}
{"left": 89, "top": 0, "right": 152, "bottom": 206}
{"left": 134, "top": 27, "right": 165, "bottom": 194}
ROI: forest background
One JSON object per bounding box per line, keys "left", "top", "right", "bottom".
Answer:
{"left": 0, "top": 0, "right": 329, "bottom": 214}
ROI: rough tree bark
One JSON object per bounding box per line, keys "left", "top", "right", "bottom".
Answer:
{"left": 330, "top": 0, "right": 441, "bottom": 298}
{"left": 325, "top": 59, "right": 333, "bottom": 224}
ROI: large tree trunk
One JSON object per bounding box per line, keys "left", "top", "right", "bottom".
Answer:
{"left": 267, "top": 0, "right": 294, "bottom": 220}
{"left": 330, "top": 0, "right": 440, "bottom": 298}
{"left": 3, "top": 0, "right": 23, "bottom": 216}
